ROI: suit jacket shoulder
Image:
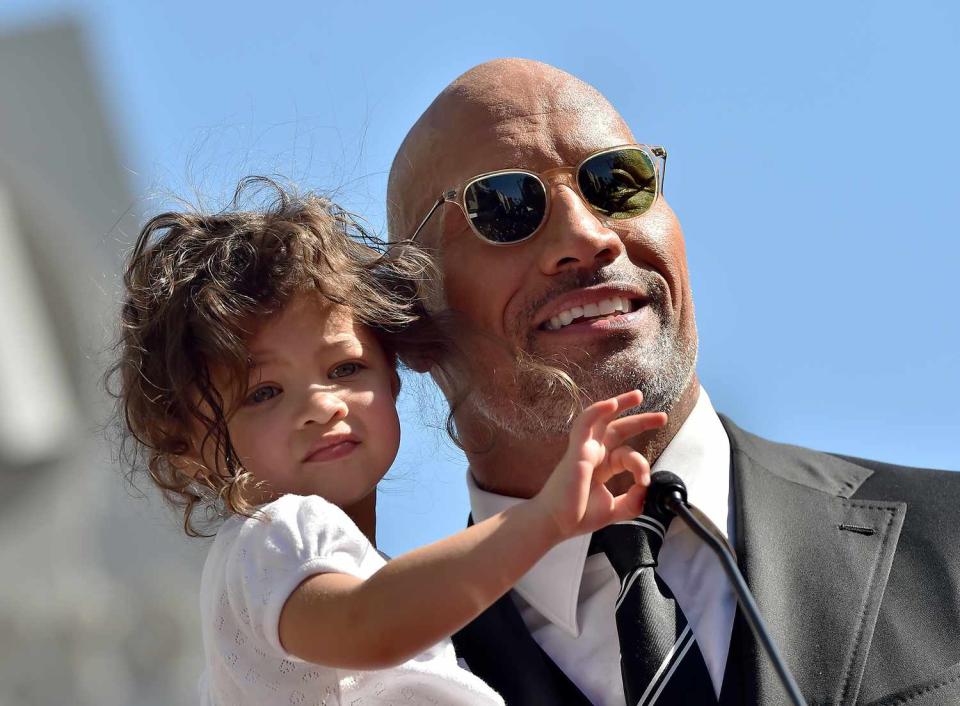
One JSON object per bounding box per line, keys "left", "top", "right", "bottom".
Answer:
{"left": 838, "top": 455, "right": 960, "bottom": 704}
{"left": 721, "top": 416, "right": 960, "bottom": 706}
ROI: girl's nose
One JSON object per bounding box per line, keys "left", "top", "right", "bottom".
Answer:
{"left": 297, "top": 389, "right": 348, "bottom": 428}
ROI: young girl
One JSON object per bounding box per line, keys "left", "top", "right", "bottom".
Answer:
{"left": 112, "top": 178, "right": 665, "bottom": 705}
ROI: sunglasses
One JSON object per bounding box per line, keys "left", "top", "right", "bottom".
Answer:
{"left": 409, "top": 144, "right": 667, "bottom": 246}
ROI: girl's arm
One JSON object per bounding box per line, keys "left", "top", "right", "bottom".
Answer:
{"left": 278, "top": 390, "right": 665, "bottom": 670}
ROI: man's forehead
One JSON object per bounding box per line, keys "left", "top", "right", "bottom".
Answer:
{"left": 387, "top": 60, "right": 634, "bottom": 239}
{"left": 471, "top": 108, "right": 629, "bottom": 164}
{"left": 425, "top": 71, "right": 630, "bottom": 165}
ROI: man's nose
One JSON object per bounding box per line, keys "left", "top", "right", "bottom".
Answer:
{"left": 537, "top": 185, "right": 624, "bottom": 275}
{"left": 297, "top": 388, "right": 349, "bottom": 428}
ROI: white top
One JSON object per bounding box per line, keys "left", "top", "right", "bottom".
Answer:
{"left": 198, "top": 493, "right": 503, "bottom": 706}
{"left": 468, "top": 386, "right": 736, "bottom": 704}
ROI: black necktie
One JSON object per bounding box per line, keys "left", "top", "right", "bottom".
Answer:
{"left": 594, "top": 508, "right": 719, "bottom": 706}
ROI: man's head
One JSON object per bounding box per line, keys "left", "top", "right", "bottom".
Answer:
{"left": 388, "top": 59, "right": 698, "bottom": 458}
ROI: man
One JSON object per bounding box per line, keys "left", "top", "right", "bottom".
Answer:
{"left": 387, "top": 59, "right": 960, "bottom": 706}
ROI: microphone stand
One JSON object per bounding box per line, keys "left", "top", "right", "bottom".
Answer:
{"left": 650, "top": 471, "right": 808, "bottom": 706}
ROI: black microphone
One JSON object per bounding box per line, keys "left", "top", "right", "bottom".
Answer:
{"left": 646, "top": 471, "right": 808, "bottom": 706}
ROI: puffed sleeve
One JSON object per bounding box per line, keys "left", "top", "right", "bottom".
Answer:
{"left": 220, "top": 494, "right": 380, "bottom": 657}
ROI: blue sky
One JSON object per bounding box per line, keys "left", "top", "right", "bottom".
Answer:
{"left": 2, "top": 0, "right": 957, "bottom": 557}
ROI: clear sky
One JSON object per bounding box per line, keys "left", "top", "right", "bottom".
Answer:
{"left": 2, "top": 0, "right": 957, "bottom": 557}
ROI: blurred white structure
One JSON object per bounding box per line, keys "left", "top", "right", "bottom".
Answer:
{"left": 0, "top": 186, "right": 78, "bottom": 463}
{"left": 0, "top": 20, "right": 205, "bottom": 706}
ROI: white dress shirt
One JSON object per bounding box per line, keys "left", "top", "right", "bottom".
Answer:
{"left": 468, "top": 387, "right": 737, "bottom": 705}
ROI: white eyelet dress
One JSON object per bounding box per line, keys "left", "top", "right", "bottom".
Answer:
{"left": 197, "top": 494, "right": 504, "bottom": 706}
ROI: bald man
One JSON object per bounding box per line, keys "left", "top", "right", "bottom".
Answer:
{"left": 387, "top": 60, "right": 960, "bottom": 706}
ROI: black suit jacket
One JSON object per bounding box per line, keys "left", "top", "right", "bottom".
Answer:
{"left": 453, "top": 417, "right": 960, "bottom": 705}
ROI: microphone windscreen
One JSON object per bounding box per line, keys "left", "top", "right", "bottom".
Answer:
{"left": 646, "top": 470, "right": 688, "bottom": 517}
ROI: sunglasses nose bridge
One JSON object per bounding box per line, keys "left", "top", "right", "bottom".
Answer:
{"left": 540, "top": 168, "right": 591, "bottom": 218}
{"left": 540, "top": 167, "right": 576, "bottom": 189}
{"left": 541, "top": 167, "right": 613, "bottom": 229}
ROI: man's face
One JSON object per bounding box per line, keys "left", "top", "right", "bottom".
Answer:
{"left": 415, "top": 102, "right": 698, "bottom": 438}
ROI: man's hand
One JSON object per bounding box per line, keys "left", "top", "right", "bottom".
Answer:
{"left": 531, "top": 390, "right": 667, "bottom": 541}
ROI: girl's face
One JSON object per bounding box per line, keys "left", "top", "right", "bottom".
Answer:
{"left": 219, "top": 293, "right": 401, "bottom": 509}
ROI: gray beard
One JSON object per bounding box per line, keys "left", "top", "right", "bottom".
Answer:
{"left": 466, "top": 292, "right": 698, "bottom": 440}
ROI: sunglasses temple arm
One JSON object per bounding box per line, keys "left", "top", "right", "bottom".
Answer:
{"left": 653, "top": 146, "right": 668, "bottom": 196}
{"left": 409, "top": 195, "right": 446, "bottom": 242}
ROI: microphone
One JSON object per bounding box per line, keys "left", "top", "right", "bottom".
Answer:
{"left": 647, "top": 471, "right": 808, "bottom": 706}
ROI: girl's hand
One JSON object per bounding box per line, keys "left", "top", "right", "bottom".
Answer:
{"left": 531, "top": 390, "right": 667, "bottom": 541}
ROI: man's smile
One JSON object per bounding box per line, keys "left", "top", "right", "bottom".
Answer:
{"left": 534, "top": 285, "right": 653, "bottom": 333}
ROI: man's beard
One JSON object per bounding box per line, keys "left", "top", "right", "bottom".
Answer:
{"left": 465, "top": 274, "right": 698, "bottom": 440}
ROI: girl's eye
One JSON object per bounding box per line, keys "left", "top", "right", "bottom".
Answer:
{"left": 246, "top": 385, "right": 281, "bottom": 405}
{"left": 330, "top": 362, "right": 364, "bottom": 379}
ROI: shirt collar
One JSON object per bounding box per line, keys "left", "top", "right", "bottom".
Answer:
{"left": 654, "top": 387, "right": 732, "bottom": 542}
{"left": 467, "top": 386, "right": 731, "bottom": 637}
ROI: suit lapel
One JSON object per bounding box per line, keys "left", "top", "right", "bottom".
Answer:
{"left": 722, "top": 418, "right": 905, "bottom": 706}
{"left": 452, "top": 515, "right": 593, "bottom": 706}
{"left": 452, "top": 589, "right": 593, "bottom": 706}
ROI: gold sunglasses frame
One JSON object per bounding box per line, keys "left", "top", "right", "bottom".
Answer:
{"left": 408, "top": 143, "right": 667, "bottom": 246}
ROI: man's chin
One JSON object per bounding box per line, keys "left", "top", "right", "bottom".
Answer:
{"left": 469, "top": 332, "right": 698, "bottom": 440}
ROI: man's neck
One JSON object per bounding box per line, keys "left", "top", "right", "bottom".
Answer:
{"left": 464, "top": 377, "right": 701, "bottom": 498}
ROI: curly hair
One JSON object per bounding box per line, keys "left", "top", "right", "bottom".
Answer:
{"left": 107, "top": 177, "right": 448, "bottom": 536}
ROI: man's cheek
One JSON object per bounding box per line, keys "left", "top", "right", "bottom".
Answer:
{"left": 447, "top": 281, "right": 498, "bottom": 328}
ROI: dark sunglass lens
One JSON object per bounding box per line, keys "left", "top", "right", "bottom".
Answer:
{"left": 578, "top": 148, "right": 657, "bottom": 219}
{"left": 464, "top": 173, "right": 546, "bottom": 243}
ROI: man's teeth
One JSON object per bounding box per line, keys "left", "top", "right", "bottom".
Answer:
{"left": 545, "top": 296, "right": 634, "bottom": 330}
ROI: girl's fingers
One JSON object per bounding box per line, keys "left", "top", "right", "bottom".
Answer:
{"left": 570, "top": 397, "right": 620, "bottom": 442}
{"left": 569, "top": 391, "right": 655, "bottom": 467}
{"left": 613, "top": 446, "right": 652, "bottom": 486}
{"left": 595, "top": 446, "right": 652, "bottom": 487}
{"left": 593, "top": 447, "right": 627, "bottom": 486}
{"left": 569, "top": 391, "right": 643, "bottom": 454}
{"left": 608, "top": 389, "right": 644, "bottom": 413}
{"left": 577, "top": 390, "right": 644, "bottom": 443}
{"left": 605, "top": 448, "right": 653, "bottom": 521}
{"left": 619, "top": 448, "right": 652, "bottom": 484}
{"left": 580, "top": 390, "right": 644, "bottom": 429}
{"left": 599, "top": 390, "right": 644, "bottom": 426}
{"left": 609, "top": 483, "right": 648, "bottom": 522}
{"left": 604, "top": 411, "right": 668, "bottom": 447}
